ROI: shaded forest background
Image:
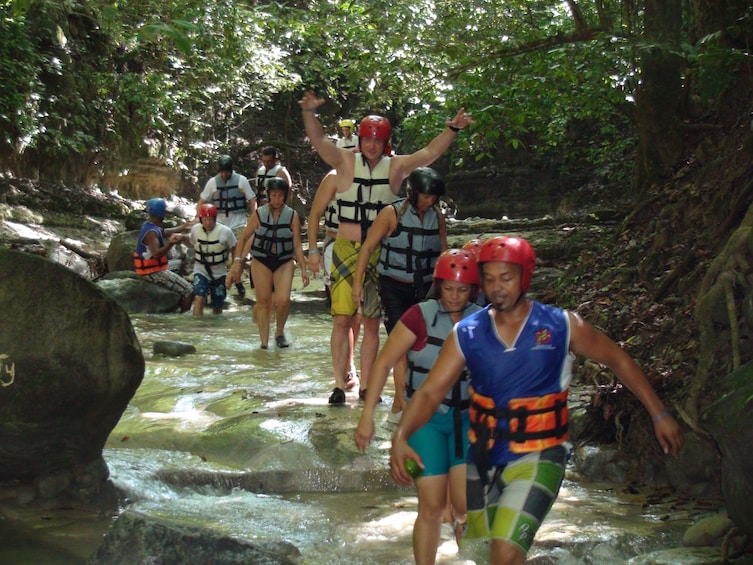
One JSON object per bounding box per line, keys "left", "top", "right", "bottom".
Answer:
{"left": 1, "top": 0, "right": 753, "bottom": 451}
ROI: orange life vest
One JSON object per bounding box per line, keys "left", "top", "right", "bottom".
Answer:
{"left": 133, "top": 252, "right": 168, "bottom": 275}
{"left": 469, "top": 386, "right": 569, "bottom": 455}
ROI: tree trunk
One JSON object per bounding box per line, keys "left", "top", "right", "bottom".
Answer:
{"left": 690, "top": 0, "right": 752, "bottom": 43}
{"left": 632, "top": 0, "right": 683, "bottom": 197}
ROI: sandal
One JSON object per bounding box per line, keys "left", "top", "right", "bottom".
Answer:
{"left": 453, "top": 519, "right": 467, "bottom": 545}
{"left": 344, "top": 372, "right": 357, "bottom": 390}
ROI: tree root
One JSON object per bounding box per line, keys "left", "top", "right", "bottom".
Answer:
{"left": 687, "top": 201, "right": 753, "bottom": 424}
{"left": 721, "top": 526, "right": 749, "bottom": 562}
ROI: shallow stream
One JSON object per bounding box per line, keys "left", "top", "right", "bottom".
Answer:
{"left": 0, "top": 278, "right": 721, "bottom": 564}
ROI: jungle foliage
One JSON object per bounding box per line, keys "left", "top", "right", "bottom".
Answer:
{"left": 1, "top": 0, "right": 753, "bottom": 433}
{"left": 0, "top": 0, "right": 750, "bottom": 191}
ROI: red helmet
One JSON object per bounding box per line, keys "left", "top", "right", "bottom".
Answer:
{"left": 358, "top": 115, "right": 392, "bottom": 156}
{"left": 478, "top": 236, "right": 536, "bottom": 292}
{"left": 433, "top": 249, "right": 480, "bottom": 286}
{"left": 461, "top": 238, "right": 484, "bottom": 260}
{"left": 198, "top": 203, "right": 218, "bottom": 218}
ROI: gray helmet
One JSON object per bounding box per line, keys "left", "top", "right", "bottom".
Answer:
{"left": 218, "top": 154, "right": 233, "bottom": 172}
{"left": 266, "top": 177, "right": 289, "bottom": 202}
{"left": 407, "top": 167, "right": 445, "bottom": 206}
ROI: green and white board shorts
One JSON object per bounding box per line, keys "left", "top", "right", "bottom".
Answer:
{"left": 464, "top": 444, "right": 571, "bottom": 555}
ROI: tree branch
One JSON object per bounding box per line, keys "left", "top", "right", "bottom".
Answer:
{"left": 449, "top": 29, "right": 603, "bottom": 78}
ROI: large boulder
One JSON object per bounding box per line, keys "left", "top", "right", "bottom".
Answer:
{"left": 106, "top": 230, "right": 139, "bottom": 272}
{"left": 701, "top": 359, "right": 753, "bottom": 535}
{"left": 97, "top": 271, "right": 183, "bottom": 314}
{"left": 0, "top": 249, "right": 144, "bottom": 499}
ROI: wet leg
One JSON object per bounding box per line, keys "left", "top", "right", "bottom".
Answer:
{"left": 358, "top": 316, "right": 381, "bottom": 391}
{"left": 331, "top": 314, "right": 354, "bottom": 389}
{"left": 252, "top": 260, "right": 274, "bottom": 348}
{"left": 413, "top": 474, "right": 448, "bottom": 565}
{"left": 192, "top": 295, "right": 205, "bottom": 316}
{"left": 272, "top": 261, "right": 294, "bottom": 339}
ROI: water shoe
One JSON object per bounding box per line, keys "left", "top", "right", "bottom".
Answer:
{"left": 329, "top": 387, "right": 346, "bottom": 405}
{"left": 275, "top": 334, "right": 290, "bottom": 348}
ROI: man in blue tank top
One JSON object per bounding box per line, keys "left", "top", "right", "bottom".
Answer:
{"left": 389, "top": 236, "right": 684, "bottom": 565}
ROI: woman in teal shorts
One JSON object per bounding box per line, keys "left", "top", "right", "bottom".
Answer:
{"left": 355, "top": 249, "right": 481, "bottom": 564}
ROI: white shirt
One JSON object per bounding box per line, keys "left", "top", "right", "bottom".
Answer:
{"left": 336, "top": 134, "right": 359, "bottom": 150}
{"left": 199, "top": 174, "right": 255, "bottom": 230}
{"left": 188, "top": 222, "right": 237, "bottom": 279}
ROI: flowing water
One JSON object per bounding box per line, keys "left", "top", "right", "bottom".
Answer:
{"left": 0, "top": 278, "right": 714, "bottom": 564}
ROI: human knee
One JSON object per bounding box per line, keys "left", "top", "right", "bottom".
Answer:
{"left": 333, "top": 315, "right": 354, "bottom": 330}
{"left": 417, "top": 499, "right": 446, "bottom": 522}
{"left": 256, "top": 296, "right": 273, "bottom": 308}
{"left": 361, "top": 318, "right": 381, "bottom": 336}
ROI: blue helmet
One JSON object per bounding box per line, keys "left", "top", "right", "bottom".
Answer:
{"left": 146, "top": 198, "right": 166, "bottom": 219}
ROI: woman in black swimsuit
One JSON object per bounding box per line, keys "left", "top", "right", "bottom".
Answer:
{"left": 228, "top": 178, "right": 310, "bottom": 348}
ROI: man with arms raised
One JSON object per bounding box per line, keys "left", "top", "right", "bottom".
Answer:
{"left": 299, "top": 90, "right": 473, "bottom": 405}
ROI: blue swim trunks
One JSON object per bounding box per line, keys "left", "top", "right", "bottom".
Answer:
{"left": 193, "top": 273, "right": 227, "bottom": 310}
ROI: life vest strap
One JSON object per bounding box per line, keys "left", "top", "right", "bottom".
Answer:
{"left": 469, "top": 388, "right": 569, "bottom": 455}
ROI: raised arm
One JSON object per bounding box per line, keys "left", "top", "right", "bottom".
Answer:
{"left": 299, "top": 91, "right": 351, "bottom": 172}
{"left": 568, "top": 311, "right": 684, "bottom": 457}
{"left": 306, "top": 171, "right": 339, "bottom": 275}
{"left": 389, "top": 108, "right": 475, "bottom": 186}
{"left": 438, "top": 212, "right": 448, "bottom": 251}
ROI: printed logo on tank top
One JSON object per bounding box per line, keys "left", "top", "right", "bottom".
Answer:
{"left": 532, "top": 328, "right": 555, "bottom": 350}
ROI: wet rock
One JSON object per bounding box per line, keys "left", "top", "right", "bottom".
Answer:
{"left": 105, "top": 230, "right": 139, "bottom": 272}
{"left": 97, "top": 271, "right": 182, "bottom": 314}
{"left": 0, "top": 250, "right": 143, "bottom": 500}
{"left": 663, "top": 433, "right": 721, "bottom": 498}
{"left": 701, "top": 360, "right": 753, "bottom": 536}
{"left": 153, "top": 340, "right": 196, "bottom": 357}
{"left": 87, "top": 508, "right": 301, "bottom": 565}
{"left": 572, "top": 444, "right": 629, "bottom": 484}
{"left": 625, "top": 546, "right": 725, "bottom": 564}
{"left": 683, "top": 514, "right": 734, "bottom": 547}
{"left": 155, "top": 468, "right": 407, "bottom": 494}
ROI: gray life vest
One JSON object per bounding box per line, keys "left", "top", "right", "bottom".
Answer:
{"left": 378, "top": 199, "right": 442, "bottom": 286}
{"left": 406, "top": 299, "right": 482, "bottom": 411}
{"left": 251, "top": 204, "right": 295, "bottom": 262}
{"left": 212, "top": 172, "right": 247, "bottom": 213}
